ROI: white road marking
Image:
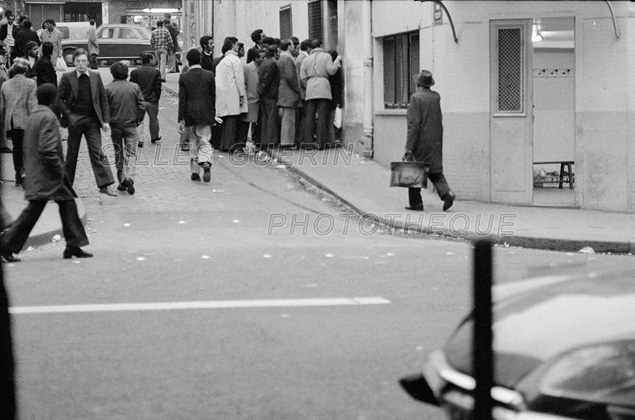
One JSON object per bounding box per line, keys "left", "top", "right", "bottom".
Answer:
{"left": 9, "top": 297, "right": 391, "bottom": 315}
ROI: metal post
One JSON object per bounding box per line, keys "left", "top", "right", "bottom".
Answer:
{"left": 473, "top": 240, "right": 493, "bottom": 420}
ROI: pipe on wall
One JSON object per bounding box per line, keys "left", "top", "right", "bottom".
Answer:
{"left": 362, "top": 0, "right": 374, "bottom": 158}
{"left": 604, "top": 0, "right": 620, "bottom": 39}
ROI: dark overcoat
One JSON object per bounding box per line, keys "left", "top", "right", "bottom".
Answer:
{"left": 405, "top": 88, "right": 444, "bottom": 173}
{"left": 23, "top": 105, "right": 76, "bottom": 201}
{"left": 178, "top": 66, "right": 216, "bottom": 127}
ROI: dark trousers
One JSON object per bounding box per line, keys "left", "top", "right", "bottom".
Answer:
{"left": 219, "top": 114, "right": 240, "bottom": 152}
{"left": 6, "top": 130, "right": 23, "bottom": 182}
{"left": 236, "top": 119, "right": 250, "bottom": 151}
{"left": 259, "top": 98, "right": 279, "bottom": 147}
{"left": 89, "top": 54, "right": 98, "bottom": 69}
{"left": 65, "top": 115, "right": 114, "bottom": 188}
{"left": 304, "top": 98, "right": 330, "bottom": 148}
{"left": 408, "top": 172, "right": 451, "bottom": 207}
{"left": 0, "top": 199, "right": 88, "bottom": 254}
{"left": 294, "top": 103, "right": 305, "bottom": 145}
{"left": 211, "top": 122, "right": 222, "bottom": 150}
{"left": 144, "top": 101, "right": 160, "bottom": 140}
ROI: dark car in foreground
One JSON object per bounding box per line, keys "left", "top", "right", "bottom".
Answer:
{"left": 401, "top": 268, "right": 635, "bottom": 420}
{"left": 61, "top": 24, "right": 156, "bottom": 66}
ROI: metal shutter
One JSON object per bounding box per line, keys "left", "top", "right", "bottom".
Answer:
{"left": 409, "top": 32, "right": 420, "bottom": 100}
{"left": 280, "top": 7, "right": 292, "bottom": 40}
{"left": 383, "top": 37, "right": 396, "bottom": 107}
{"left": 395, "top": 34, "right": 409, "bottom": 106}
{"left": 308, "top": 0, "right": 323, "bottom": 42}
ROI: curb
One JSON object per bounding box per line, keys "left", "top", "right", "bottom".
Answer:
{"left": 269, "top": 149, "right": 635, "bottom": 254}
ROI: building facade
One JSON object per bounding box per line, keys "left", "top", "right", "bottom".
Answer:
{"left": 211, "top": 0, "right": 635, "bottom": 214}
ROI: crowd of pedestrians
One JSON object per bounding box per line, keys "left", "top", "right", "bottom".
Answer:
{"left": 0, "top": 11, "right": 183, "bottom": 262}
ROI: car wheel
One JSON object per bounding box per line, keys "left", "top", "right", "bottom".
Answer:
{"left": 63, "top": 49, "right": 75, "bottom": 66}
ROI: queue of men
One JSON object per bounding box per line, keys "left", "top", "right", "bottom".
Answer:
{"left": 187, "top": 30, "right": 343, "bottom": 158}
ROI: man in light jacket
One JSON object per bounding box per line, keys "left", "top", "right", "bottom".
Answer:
{"left": 300, "top": 39, "right": 341, "bottom": 149}
{"left": 215, "top": 36, "right": 247, "bottom": 152}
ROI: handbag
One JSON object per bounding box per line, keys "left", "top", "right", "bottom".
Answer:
{"left": 333, "top": 106, "right": 342, "bottom": 129}
{"left": 390, "top": 161, "right": 429, "bottom": 188}
{"left": 56, "top": 57, "right": 68, "bottom": 72}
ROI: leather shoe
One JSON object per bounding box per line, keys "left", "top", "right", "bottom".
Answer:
{"left": 443, "top": 191, "right": 456, "bottom": 211}
{"left": 151, "top": 137, "right": 162, "bottom": 144}
{"left": 99, "top": 185, "right": 117, "bottom": 197}
{"left": 63, "top": 247, "right": 93, "bottom": 259}
{"left": 116, "top": 184, "right": 127, "bottom": 192}
{"left": 1, "top": 252, "right": 21, "bottom": 263}
{"left": 201, "top": 163, "right": 211, "bottom": 182}
{"left": 123, "top": 178, "right": 135, "bottom": 195}
{"left": 405, "top": 205, "right": 424, "bottom": 211}
{"left": 191, "top": 173, "right": 201, "bottom": 181}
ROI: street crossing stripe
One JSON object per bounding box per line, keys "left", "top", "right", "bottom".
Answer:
{"left": 9, "top": 297, "right": 391, "bottom": 314}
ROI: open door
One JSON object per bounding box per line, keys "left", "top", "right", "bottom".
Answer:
{"left": 490, "top": 20, "right": 533, "bottom": 204}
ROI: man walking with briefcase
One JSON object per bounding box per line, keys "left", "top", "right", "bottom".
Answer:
{"left": 404, "top": 70, "right": 455, "bottom": 212}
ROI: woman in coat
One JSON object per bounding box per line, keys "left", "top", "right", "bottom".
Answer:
{"left": 404, "top": 70, "right": 455, "bottom": 212}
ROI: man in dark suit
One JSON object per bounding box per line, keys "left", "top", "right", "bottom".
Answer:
{"left": 0, "top": 84, "right": 91, "bottom": 262}
{"left": 178, "top": 48, "right": 215, "bottom": 182}
{"left": 404, "top": 70, "right": 455, "bottom": 212}
{"left": 57, "top": 48, "right": 117, "bottom": 196}
{"left": 277, "top": 39, "right": 300, "bottom": 148}
{"left": 246, "top": 29, "right": 265, "bottom": 64}
{"left": 130, "top": 54, "right": 162, "bottom": 143}
{"left": 12, "top": 19, "right": 39, "bottom": 60}
{"left": 257, "top": 45, "right": 280, "bottom": 148}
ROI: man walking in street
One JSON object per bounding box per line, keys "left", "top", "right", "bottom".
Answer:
{"left": 130, "top": 54, "right": 162, "bottom": 144}
{"left": 215, "top": 36, "right": 247, "bottom": 152}
{"left": 178, "top": 48, "right": 215, "bottom": 182}
{"left": 106, "top": 61, "right": 145, "bottom": 195}
{"left": 0, "top": 83, "right": 92, "bottom": 263}
{"left": 404, "top": 70, "right": 455, "bottom": 212}
{"left": 87, "top": 19, "right": 99, "bottom": 69}
{"left": 57, "top": 48, "right": 117, "bottom": 196}
{"left": 300, "top": 39, "right": 341, "bottom": 149}
{"left": 257, "top": 45, "right": 280, "bottom": 149}
{"left": 0, "top": 62, "right": 37, "bottom": 187}
{"left": 165, "top": 19, "right": 180, "bottom": 73}
{"left": 277, "top": 39, "right": 300, "bottom": 148}
{"left": 150, "top": 20, "right": 173, "bottom": 82}
{"left": 39, "top": 19, "right": 62, "bottom": 67}
{"left": 34, "top": 41, "right": 56, "bottom": 87}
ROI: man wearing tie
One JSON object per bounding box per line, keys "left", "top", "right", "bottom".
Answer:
{"left": 57, "top": 48, "right": 117, "bottom": 196}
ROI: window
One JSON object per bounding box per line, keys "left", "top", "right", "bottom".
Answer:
{"left": 118, "top": 28, "right": 138, "bottom": 40}
{"left": 98, "top": 27, "right": 116, "bottom": 39}
{"left": 280, "top": 6, "right": 292, "bottom": 40}
{"left": 496, "top": 27, "right": 524, "bottom": 113}
{"left": 383, "top": 31, "right": 420, "bottom": 108}
{"left": 308, "top": 0, "right": 323, "bottom": 42}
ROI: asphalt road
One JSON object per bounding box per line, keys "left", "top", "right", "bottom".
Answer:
{"left": 4, "top": 71, "right": 635, "bottom": 420}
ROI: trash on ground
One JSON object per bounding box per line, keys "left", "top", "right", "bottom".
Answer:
{"left": 52, "top": 234, "right": 61, "bottom": 243}
{"left": 579, "top": 246, "right": 595, "bottom": 254}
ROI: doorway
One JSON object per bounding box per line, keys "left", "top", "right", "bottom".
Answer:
{"left": 531, "top": 17, "right": 576, "bottom": 207}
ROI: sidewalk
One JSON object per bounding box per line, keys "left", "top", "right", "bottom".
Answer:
{"left": 1, "top": 154, "right": 87, "bottom": 249}
{"left": 161, "top": 71, "right": 635, "bottom": 253}
{"left": 268, "top": 147, "right": 635, "bottom": 254}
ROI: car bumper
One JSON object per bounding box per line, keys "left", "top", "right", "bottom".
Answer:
{"left": 421, "top": 350, "right": 578, "bottom": 420}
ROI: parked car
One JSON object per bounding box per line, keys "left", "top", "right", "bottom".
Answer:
{"left": 61, "top": 23, "right": 157, "bottom": 66}
{"left": 401, "top": 267, "right": 635, "bottom": 420}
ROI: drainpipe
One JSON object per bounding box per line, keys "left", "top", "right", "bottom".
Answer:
{"left": 362, "top": 0, "right": 374, "bottom": 158}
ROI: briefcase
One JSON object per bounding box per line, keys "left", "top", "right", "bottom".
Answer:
{"left": 390, "top": 161, "right": 429, "bottom": 188}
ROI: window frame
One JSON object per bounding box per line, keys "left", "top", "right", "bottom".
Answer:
{"left": 382, "top": 30, "right": 420, "bottom": 109}
{"left": 308, "top": 0, "right": 323, "bottom": 43}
